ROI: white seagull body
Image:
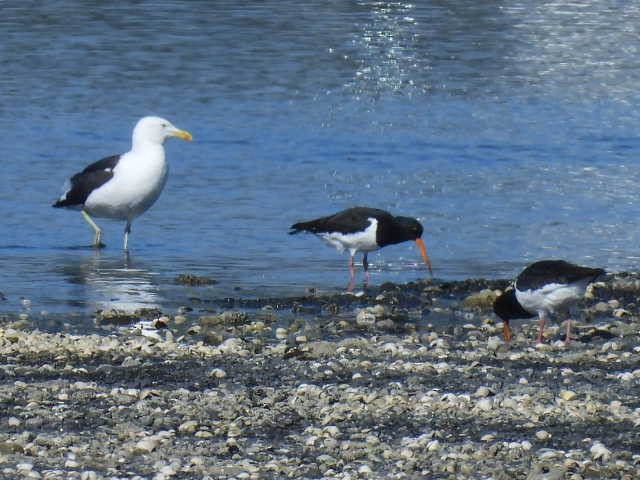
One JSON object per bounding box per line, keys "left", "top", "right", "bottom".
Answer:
{"left": 83, "top": 145, "right": 168, "bottom": 219}
{"left": 53, "top": 116, "right": 192, "bottom": 249}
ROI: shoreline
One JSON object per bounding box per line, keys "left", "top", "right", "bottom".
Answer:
{"left": 1, "top": 274, "right": 639, "bottom": 478}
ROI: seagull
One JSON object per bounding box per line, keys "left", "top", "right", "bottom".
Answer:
{"left": 53, "top": 116, "right": 192, "bottom": 249}
{"left": 289, "top": 206, "right": 432, "bottom": 290}
{"left": 493, "top": 260, "right": 605, "bottom": 343}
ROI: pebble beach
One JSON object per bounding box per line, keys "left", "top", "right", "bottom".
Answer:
{"left": 1, "top": 274, "right": 639, "bottom": 479}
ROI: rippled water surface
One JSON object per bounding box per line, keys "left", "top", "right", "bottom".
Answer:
{"left": 2, "top": 1, "right": 640, "bottom": 322}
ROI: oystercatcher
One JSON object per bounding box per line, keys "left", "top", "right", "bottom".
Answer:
{"left": 289, "top": 206, "right": 432, "bottom": 289}
{"left": 53, "top": 116, "right": 192, "bottom": 250}
{"left": 493, "top": 260, "right": 604, "bottom": 343}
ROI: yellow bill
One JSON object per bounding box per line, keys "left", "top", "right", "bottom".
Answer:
{"left": 171, "top": 128, "right": 193, "bottom": 141}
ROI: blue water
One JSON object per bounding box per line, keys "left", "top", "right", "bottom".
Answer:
{"left": 2, "top": 1, "right": 640, "bottom": 321}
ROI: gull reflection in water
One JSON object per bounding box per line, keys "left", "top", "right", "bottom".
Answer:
{"left": 59, "top": 251, "right": 163, "bottom": 312}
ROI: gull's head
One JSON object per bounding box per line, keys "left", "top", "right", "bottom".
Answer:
{"left": 132, "top": 116, "right": 193, "bottom": 147}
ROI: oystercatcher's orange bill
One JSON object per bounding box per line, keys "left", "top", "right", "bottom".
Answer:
{"left": 415, "top": 238, "right": 433, "bottom": 277}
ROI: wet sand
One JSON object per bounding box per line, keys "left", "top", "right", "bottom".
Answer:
{"left": 1, "top": 274, "right": 639, "bottom": 479}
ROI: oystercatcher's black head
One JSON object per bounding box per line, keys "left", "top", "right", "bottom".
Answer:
{"left": 394, "top": 216, "right": 424, "bottom": 241}
{"left": 391, "top": 216, "right": 432, "bottom": 276}
{"left": 493, "top": 287, "right": 534, "bottom": 321}
{"left": 493, "top": 286, "right": 535, "bottom": 341}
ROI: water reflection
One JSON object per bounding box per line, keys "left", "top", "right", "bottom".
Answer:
{"left": 57, "top": 251, "right": 162, "bottom": 312}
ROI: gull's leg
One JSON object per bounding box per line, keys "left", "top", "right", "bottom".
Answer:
{"left": 81, "top": 210, "right": 104, "bottom": 248}
{"left": 124, "top": 221, "right": 132, "bottom": 250}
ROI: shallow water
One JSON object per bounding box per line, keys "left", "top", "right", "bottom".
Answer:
{"left": 2, "top": 1, "right": 640, "bottom": 321}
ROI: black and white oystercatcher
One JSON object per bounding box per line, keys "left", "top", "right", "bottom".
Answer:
{"left": 493, "top": 260, "right": 604, "bottom": 343}
{"left": 289, "top": 206, "right": 432, "bottom": 289}
{"left": 53, "top": 116, "right": 192, "bottom": 249}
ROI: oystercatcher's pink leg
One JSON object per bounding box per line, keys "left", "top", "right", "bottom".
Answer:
{"left": 564, "top": 318, "right": 572, "bottom": 344}
{"left": 536, "top": 313, "right": 546, "bottom": 343}
{"left": 347, "top": 255, "right": 356, "bottom": 292}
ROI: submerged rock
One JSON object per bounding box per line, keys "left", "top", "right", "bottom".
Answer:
{"left": 175, "top": 273, "right": 218, "bottom": 286}
{"left": 463, "top": 288, "right": 500, "bottom": 310}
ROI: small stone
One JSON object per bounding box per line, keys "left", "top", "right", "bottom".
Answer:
{"left": 187, "top": 325, "right": 201, "bottom": 335}
{"left": 426, "top": 439, "right": 440, "bottom": 451}
{"left": 399, "top": 448, "right": 414, "bottom": 459}
{"left": 617, "top": 372, "right": 634, "bottom": 382}
{"left": 202, "top": 331, "right": 222, "bottom": 345}
{"left": 593, "top": 302, "right": 610, "bottom": 313}
{"left": 199, "top": 315, "right": 222, "bottom": 326}
{"left": 134, "top": 437, "right": 158, "bottom": 453}
{"left": 590, "top": 441, "right": 611, "bottom": 462}
{"left": 356, "top": 309, "right": 376, "bottom": 327}
{"left": 323, "top": 426, "right": 340, "bottom": 438}
{"left": 218, "top": 310, "right": 249, "bottom": 325}
{"left": 536, "top": 430, "right": 551, "bottom": 441}
{"left": 0, "top": 441, "right": 24, "bottom": 454}
{"left": 121, "top": 357, "right": 141, "bottom": 368}
{"left": 558, "top": 390, "right": 577, "bottom": 401}
{"left": 159, "top": 465, "right": 177, "bottom": 477}
{"left": 463, "top": 289, "right": 499, "bottom": 310}
{"left": 487, "top": 336, "right": 502, "bottom": 352}
{"left": 476, "top": 398, "right": 493, "bottom": 411}
{"left": 209, "top": 368, "right": 227, "bottom": 379}
{"left": 139, "top": 389, "right": 160, "bottom": 400}
{"left": 7, "top": 417, "right": 21, "bottom": 427}
{"left": 473, "top": 386, "right": 493, "bottom": 398}
{"left": 178, "top": 420, "right": 199, "bottom": 434}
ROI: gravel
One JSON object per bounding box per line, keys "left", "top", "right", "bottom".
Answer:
{"left": 0, "top": 274, "right": 639, "bottom": 479}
